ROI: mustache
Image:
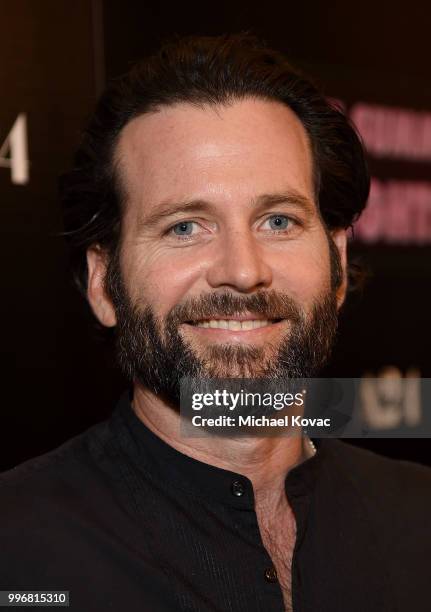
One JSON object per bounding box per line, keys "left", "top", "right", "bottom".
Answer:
{"left": 166, "top": 291, "right": 303, "bottom": 324}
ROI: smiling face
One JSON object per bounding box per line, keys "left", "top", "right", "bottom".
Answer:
{"left": 87, "top": 97, "right": 347, "bottom": 400}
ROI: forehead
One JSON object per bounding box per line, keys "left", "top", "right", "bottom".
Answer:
{"left": 115, "top": 97, "right": 315, "bottom": 214}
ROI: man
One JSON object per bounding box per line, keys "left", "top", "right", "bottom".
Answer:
{"left": 1, "top": 34, "right": 430, "bottom": 612}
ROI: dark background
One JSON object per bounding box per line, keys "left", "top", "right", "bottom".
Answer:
{"left": 1, "top": 0, "right": 429, "bottom": 471}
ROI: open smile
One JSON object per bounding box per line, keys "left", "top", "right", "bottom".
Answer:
{"left": 182, "top": 317, "right": 286, "bottom": 334}
{"left": 190, "top": 318, "right": 283, "bottom": 330}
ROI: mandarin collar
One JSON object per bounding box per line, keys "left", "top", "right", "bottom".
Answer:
{"left": 112, "top": 389, "right": 328, "bottom": 510}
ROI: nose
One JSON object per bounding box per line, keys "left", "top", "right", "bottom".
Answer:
{"left": 205, "top": 228, "right": 273, "bottom": 292}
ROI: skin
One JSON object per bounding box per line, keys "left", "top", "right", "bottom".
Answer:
{"left": 86, "top": 97, "right": 347, "bottom": 521}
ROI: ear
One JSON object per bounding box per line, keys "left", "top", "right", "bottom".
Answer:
{"left": 86, "top": 245, "right": 117, "bottom": 327}
{"left": 330, "top": 228, "right": 348, "bottom": 309}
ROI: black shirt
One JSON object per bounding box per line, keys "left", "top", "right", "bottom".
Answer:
{"left": 1, "top": 391, "right": 430, "bottom": 611}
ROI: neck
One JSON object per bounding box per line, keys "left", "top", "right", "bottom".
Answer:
{"left": 131, "top": 384, "right": 313, "bottom": 503}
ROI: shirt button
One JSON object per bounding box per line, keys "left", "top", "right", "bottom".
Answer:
{"left": 231, "top": 480, "right": 245, "bottom": 497}
{"left": 264, "top": 567, "right": 278, "bottom": 583}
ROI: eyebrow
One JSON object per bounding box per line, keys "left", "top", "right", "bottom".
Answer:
{"left": 138, "top": 190, "right": 316, "bottom": 231}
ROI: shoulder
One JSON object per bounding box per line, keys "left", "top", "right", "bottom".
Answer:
{"left": 0, "top": 417, "right": 131, "bottom": 579}
{"left": 321, "top": 438, "right": 431, "bottom": 519}
{"left": 0, "top": 417, "right": 120, "bottom": 520}
{"left": 324, "top": 438, "right": 431, "bottom": 486}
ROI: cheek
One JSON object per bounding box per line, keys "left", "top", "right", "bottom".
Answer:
{"left": 273, "top": 239, "right": 331, "bottom": 305}
{"left": 121, "top": 246, "right": 206, "bottom": 315}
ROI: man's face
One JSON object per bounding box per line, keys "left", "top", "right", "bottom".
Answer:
{"left": 88, "top": 98, "right": 346, "bottom": 404}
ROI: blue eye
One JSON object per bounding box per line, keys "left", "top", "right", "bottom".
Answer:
{"left": 267, "top": 215, "right": 290, "bottom": 230}
{"left": 172, "top": 221, "right": 194, "bottom": 235}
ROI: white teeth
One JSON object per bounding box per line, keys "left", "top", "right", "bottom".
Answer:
{"left": 251, "top": 319, "right": 269, "bottom": 329}
{"left": 241, "top": 320, "right": 254, "bottom": 331}
{"left": 195, "top": 319, "right": 271, "bottom": 330}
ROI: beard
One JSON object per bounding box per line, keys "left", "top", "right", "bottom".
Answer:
{"left": 105, "top": 251, "right": 340, "bottom": 410}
